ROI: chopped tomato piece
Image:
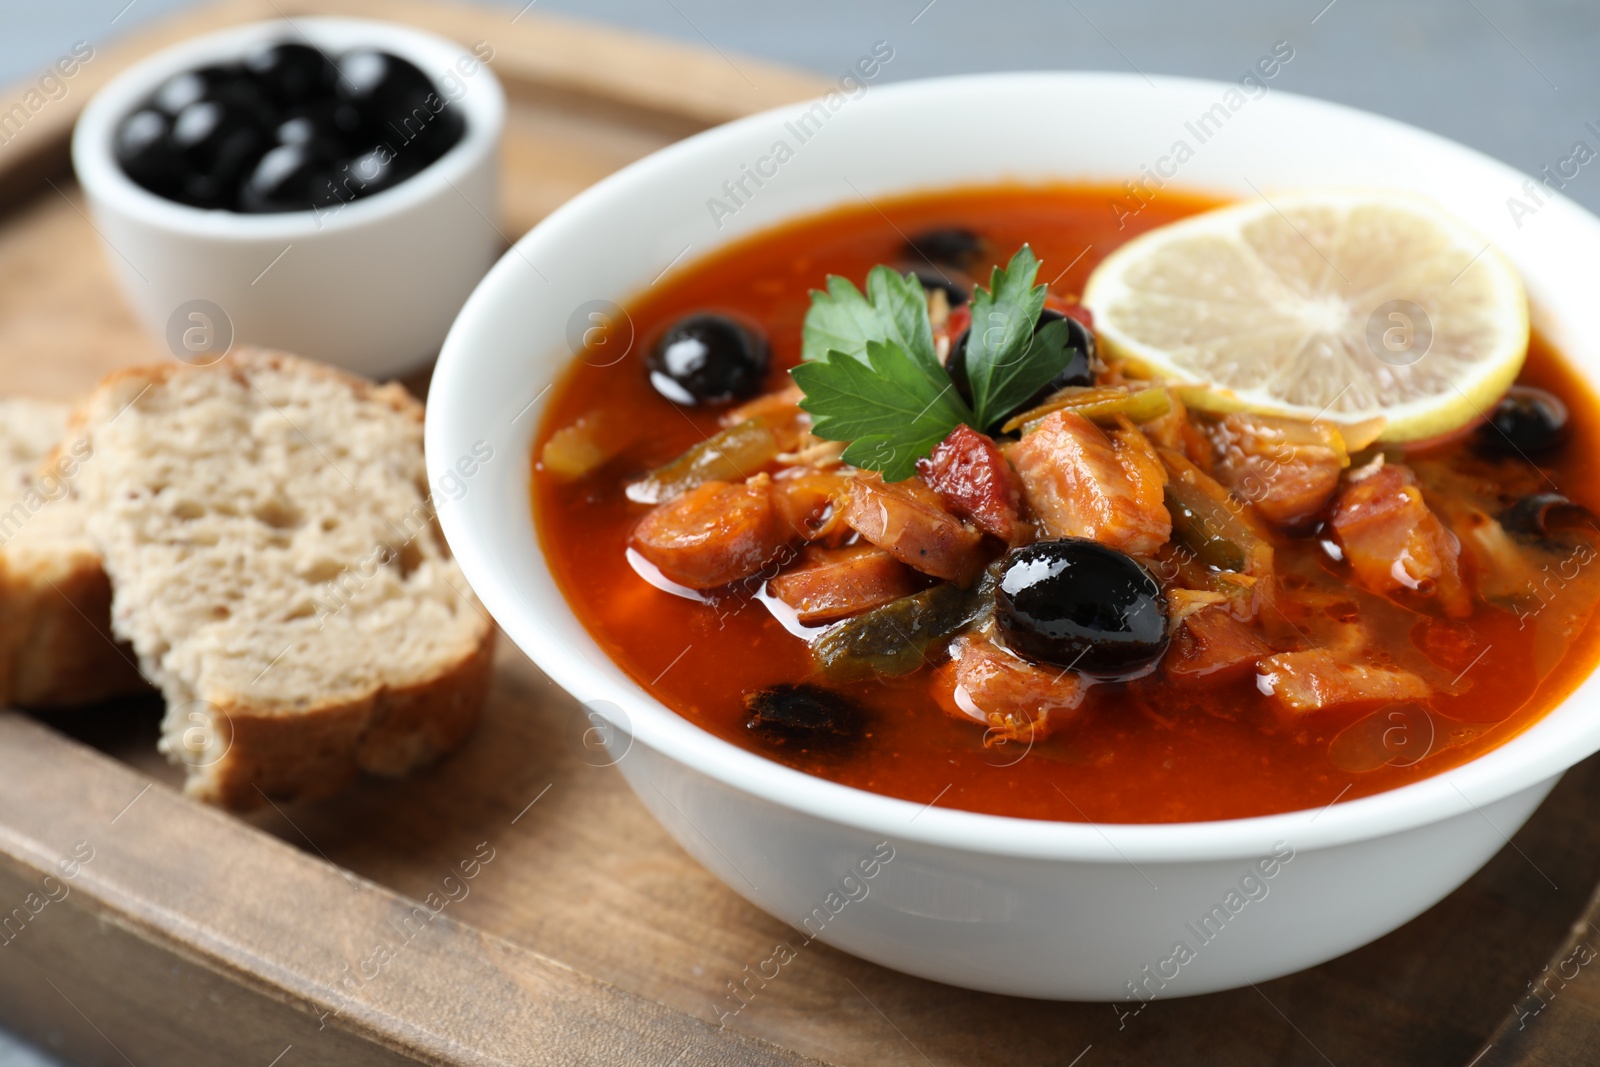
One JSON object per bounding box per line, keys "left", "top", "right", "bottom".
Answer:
{"left": 1064, "top": 304, "right": 1093, "bottom": 331}
{"left": 1165, "top": 607, "right": 1272, "bottom": 680}
{"left": 916, "top": 424, "right": 1021, "bottom": 542}
{"left": 842, "top": 473, "right": 985, "bottom": 584}
{"left": 630, "top": 477, "right": 791, "bottom": 589}
{"left": 1256, "top": 651, "right": 1430, "bottom": 713}
{"left": 946, "top": 630, "right": 1085, "bottom": 742}
{"left": 1330, "top": 460, "right": 1470, "bottom": 617}
{"left": 1005, "top": 410, "right": 1170, "bottom": 556}
{"left": 941, "top": 304, "right": 972, "bottom": 342}
{"left": 768, "top": 544, "right": 919, "bottom": 625}
{"left": 1211, "top": 413, "right": 1346, "bottom": 527}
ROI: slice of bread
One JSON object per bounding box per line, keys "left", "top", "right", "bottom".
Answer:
{"left": 0, "top": 398, "right": 145, "bottom": 706}
{"left": 68, "top": 349, "right": 494, "bottom": 809}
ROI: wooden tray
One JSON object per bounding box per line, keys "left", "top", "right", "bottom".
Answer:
{"left": 2, "top": 3, "right": 1598, "bottom": 1064}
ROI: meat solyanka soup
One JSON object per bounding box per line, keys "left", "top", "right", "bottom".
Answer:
{"left": 532, "top": 184, "right": 1600, "bottom": 824}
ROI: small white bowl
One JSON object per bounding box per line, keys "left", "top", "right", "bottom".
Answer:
{"left": 428, "top": 72, "right": 1600, "bottom": 1000}
{"left": 73, "top": 17, "right": 504, "bottom": 378}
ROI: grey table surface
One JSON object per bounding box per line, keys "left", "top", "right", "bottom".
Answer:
{"left": 0, "top": 0, "right": 1596, "bottom": 1062}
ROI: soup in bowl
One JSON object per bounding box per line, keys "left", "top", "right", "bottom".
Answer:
{"left": 427, "top": 72, "right": 1600, "bottom": 1000}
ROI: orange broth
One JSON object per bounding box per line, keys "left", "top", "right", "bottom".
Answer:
{"left": 531, "top": 183, "right": 1600, "bottom": 824}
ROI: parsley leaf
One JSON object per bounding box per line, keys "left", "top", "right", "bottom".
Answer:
{"left": 791, "top": 245, "right": 1068, "bottom": 480}
{"left": 963, "top": 245, "right": 1072, "bottom": 431}
{"left": 792, "top": 339, "right": 974, "bottom": 482}
{"left": 801, "top": 266, "right": 942, "bottom": 378}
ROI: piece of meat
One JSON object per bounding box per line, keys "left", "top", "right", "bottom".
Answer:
{"left": 915, "top": 424, "right": 1021, "bottom": 542}
{"left": 1210, "top": 412, "right": 1345, "bottom": 527}
{"left": 1255, "top": 651, "right": 1431, "bottom": 713}
{"left": 770, "top": 468, "right": 854, "bottom": 543}
{"left": 1165, "top": 606, "right": 1272, "bottom": 680}
{"left": 768, "top": 544, "right": 919, "bottom": 625}
{"left": 630, "top": 476, "right": 791, "bottom": 589}
{"left": 1005, "top": 410, "right": 1170, "bottom": 556}
{"left": 842, "top": 473, "right": 985, "bottom": 584}
{"left": 1330, "top": 459, "right": 1470, "bottom": 617}
{"left": 946, "top": 630, "right": 1085, "bottom": 742}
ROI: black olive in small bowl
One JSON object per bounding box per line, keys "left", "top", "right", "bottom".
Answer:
{"left": 994, "top": 538, "right": 1169, "bottom": 678}
{"left": 75, "top": 18, "right": 504, "bottom": 377}
{"left": 244, "top": 43, "right": 339, "bottom": 106}
{"left": 648, "top": 314, "right": 770, "bottom": 406}
{"left": 111, "top": 40, "right": 466, "bottom": 214}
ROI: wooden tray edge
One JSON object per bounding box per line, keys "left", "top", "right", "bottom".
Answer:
{"left": 0, "top": 711, "right": 829, "bottom": 1066}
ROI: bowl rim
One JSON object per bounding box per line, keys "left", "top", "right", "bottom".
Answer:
{"left": 429, "top": 69, "right": 1600, "bottom": 864}
{"left": 71, "top": 15, "right": 504, "bottom": 241}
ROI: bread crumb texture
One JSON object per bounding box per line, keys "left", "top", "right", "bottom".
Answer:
{"left": 73, "top": 350, "right": 493, "bottom": 807}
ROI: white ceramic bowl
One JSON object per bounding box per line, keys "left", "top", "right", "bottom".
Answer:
{"left": 73, "top": 17, "right": 504, "bottom": 378}
{"left": 427, "top": 72, "right": 1600, "bottom": 1000}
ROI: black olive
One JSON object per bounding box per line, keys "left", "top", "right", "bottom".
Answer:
{"left": 114, "top": 109, "right": 183, "bottom": 196}
{"left": 151, "top": 68, "right": 219, "bottom": 115}
{"left": 994, "top": 538, "right": 1169, "bottom": 677}
{"left": 1499, "top": 493, "right": 1593, "bottom": 541}
{"left": 744, "top": 684, "right": 866, "bottom": 753}
{"left": 278, "top": 99, "right": 363, "bottom": 147}
{"left": 648, "top": 314, "right": 769, "bottom": 406}
{"left": 272, "top": 114, "right": 349, "bottom": 179}
{"left": 339, "top": 147, "right": 418, "bottom": 198}
{"left": 337, "top": 50, "right": 433, "bottom": 127}
{"left": 945, "top": 310, "right": 1095, "bottom": 410}
{"left": 239, "top": 142, "right": 324, "bottom": 213}
{"left": 907, "top": 226, "right": 984, "bottom": 269}
{"left": 244, "top": 42, "right": 337, "bottom": 105}
{"left": 118, "top": 46, "right": 464, "bottom": 213}
{"left": 168, "top": 101, "right": 263, "bottom": 208}
{"left": 204, "top": 74, "right": 278, "bottom": 130}
{"left": 1481, "top": 385, "right": 1569, "bottom": 456}
{"left": 399, "top": 99, "right": 466, "bottom": 164}
{"left": 169, "top": 100, "right": 228, "bottom": 156}
{"left": 335, "top": 50, "right": 430, "bottom": 106}
{"left": 331, "top": 50, "right": 464, "bottom": 166}
{"left": 305, "top": 167, "right": 345, "bottom": 209}
{"left": 275, "top": 115, "right": 314, "bottom": 145}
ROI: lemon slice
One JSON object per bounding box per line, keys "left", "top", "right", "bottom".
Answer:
{"left": 1081, "top": 190, "right": 1529, "bottom": 441}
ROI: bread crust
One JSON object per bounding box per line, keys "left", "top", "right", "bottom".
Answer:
{"left": 0, "top": 551, "right": 147, "bottom": 707}
{"left": 189, "top": 624, "right": 495, "bottom": 809}
{"left": 71, "top": 348, "right": 494, "bottom": 809}
{"left": 0, "top": 399, "right": 146, "bottom": 708}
